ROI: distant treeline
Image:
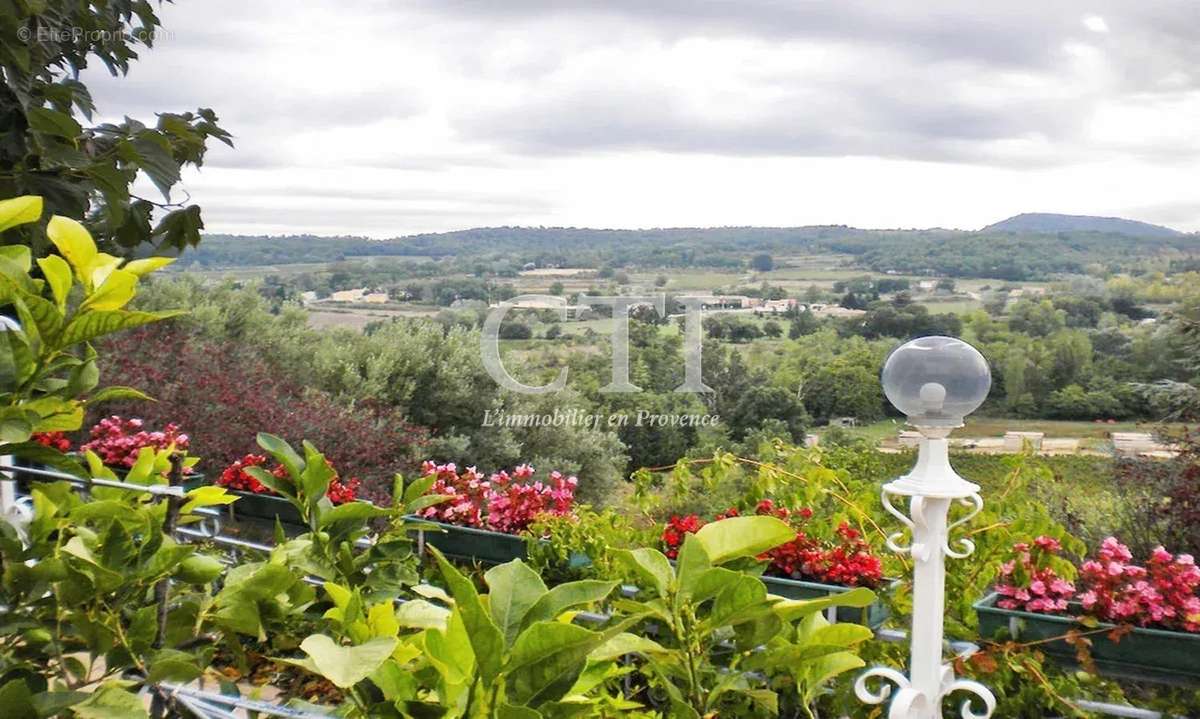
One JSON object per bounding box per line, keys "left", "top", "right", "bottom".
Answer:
{"left": 178, "top": 226, "right": 1200, "bottom": 281}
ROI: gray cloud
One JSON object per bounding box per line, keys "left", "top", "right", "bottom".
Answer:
{"left": 70, "top": 0, "right": 1200, "bottom": 234}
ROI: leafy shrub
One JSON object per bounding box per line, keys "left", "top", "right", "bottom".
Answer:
{"left": 525, "top": 507, "right": 652, "bottom": 584}
{"left": 1110, "top": 427, "right": 1200, "bottom": 558}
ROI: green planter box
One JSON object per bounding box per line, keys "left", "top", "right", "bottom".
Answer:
{"left": 975, "top": 592, "right": 1200, "bottom": 684}
{"left": 406, "top": 517, "right": 528, "bottom": 565}
{"left": 228, "top": 490, "right": 304, "bottom": 526}
{"left": 762, "top": 575, "right": 898, "bottom": 628}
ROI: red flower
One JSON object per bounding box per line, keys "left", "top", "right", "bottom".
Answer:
{"left": 217, "top": 453, "right": 358, "bottom": 504}
{"left": 32, "top": 432, "right": 71, "bottom": 452}
{"left": 659, "top": 504, "right": 883, "bottom": 589}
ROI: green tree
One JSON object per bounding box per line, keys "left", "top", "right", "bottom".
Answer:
{"left": 750, "top": 253, "right": 774, "bottom": 271}
{"left": 801, "top": 361, "right": 884, "bottom": 424}
{"left": 0, "top": 2, "right": 231, "bottom": 253}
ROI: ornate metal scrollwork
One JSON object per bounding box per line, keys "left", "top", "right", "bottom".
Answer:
{"left": 854, "top": 666, "right": 911, "bottom": 705}
{"left": 939, "top": 677, "right": 996, "bottom": 719}
{"left": 942, "top": 493, "right": 983, "bottom": 559}
{"left": 881, "top": 489, "right": 916, "bottom": 556}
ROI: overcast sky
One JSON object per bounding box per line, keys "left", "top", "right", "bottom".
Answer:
{"left": 83, "top": 1, "right": 1200, "bottom": 237}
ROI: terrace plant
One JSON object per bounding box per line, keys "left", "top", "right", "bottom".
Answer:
{"left": 612, "top": 516, "right": 876, "bottom": 718}
{"left": 0, "top": 196, "right": 182, "bottom": 468}
{"left": 243, "top": 433, "right": 445, "bottom": 601}
{"left": 0, "top": 446, "right": 237, "bottom": 717}
{"left": 286, "top": 550, "right": 642, "bottom": 718}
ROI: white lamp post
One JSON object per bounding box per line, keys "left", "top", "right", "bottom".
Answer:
{"left": 855, "top": 336, "right": 996, "bottom": 719}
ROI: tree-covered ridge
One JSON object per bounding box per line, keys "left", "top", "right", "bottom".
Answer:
{"left": 983, "top": 212, "right": 1182, "bottom": 237}
{"left": 181, "top": 224, "right": 1200, "bottom": 280}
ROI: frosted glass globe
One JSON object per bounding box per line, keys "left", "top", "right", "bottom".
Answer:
{"left": 881, "top": 336, "right": 991, "bottom": 426}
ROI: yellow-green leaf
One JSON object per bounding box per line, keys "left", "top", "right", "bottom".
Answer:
{"left": 123, "top": 257, "right": 175, "bottom": 277}
{"left": 46, "top": 216, "right": 97, "bottom": 279}
{"left": 36, "top": 255, "right": 72, "bottom": 310}
{"left": 0, "top": 196, "right": 42, "bottom": 233}
{"left": 81, "top": 269, "right": 137, "bottom": 311}
{"left": 86, "top": 253, "right": 124, "bottom": 290}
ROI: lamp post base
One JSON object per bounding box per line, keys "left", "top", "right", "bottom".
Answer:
{"left": 855, "top": 666, "right": 995, "bottom": 719}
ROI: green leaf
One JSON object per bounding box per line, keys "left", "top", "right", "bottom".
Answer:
{"left": 36, "top": 255, "right": 72, "bottom": 310}
{"left": 87, "top": 386, "right": 153, "bottom": 405}
{"left": 504, "top": 621, "right": 605, "bottom": 707}
{"left": 317, "top": 500, "right": 390, "bottom": 528}
{"left": 430, "top": 547, "right": 505, "bottom": 685}
{"left": 146, "top": 649, "right": 203, "bottom": 683}
{"left": 401, "top": 472, "right": 437, "bottom": 504}
{"left": 771, "top": 587, "right": 876, "bottom": 622}
{"left": 243, "top": 466, "right": 294, "bottom": 500}
{"left": 87, "top": 164, "right": 131, "bottom": 226}
{"left": 486, "top": 560, "right": 548, "bottom": 647}
{"left": 59, "top": 309, "right": 184, "bottom": 347}
{"left": 522, "top": 580, "right": 617, "bottom": 629}
{"left": 131, "top": 132, "right": 181, "bottom": 199}
{"left": 27, "top": 107, "right": 83, "bottom": 140}
{"left": 0, "top": 196, "right": 42, "bottom": 232}
{"left": 705, "top": 574, "right": 770, "bottom": 629}
{"left": 0, "top": 679, "right": 36, "bottom": 719}
{"left": 30, "top": 691, "right": 88, "bottom": 717}
{"left": 299, "top": 441, "right": 335, "bottom": 503}
{"left": 588, "top": 632, "right": 667, "bottom": 662}
{"left": 693, "top": 516, "right": 795, "bottom": 565}
{"left": 614, "top": 548, "right": 673, "bottom": 598}
{"left": 287, "top": 634, "right": 399, "bottom": 689}
{"left": 256, "top": 433, "right": 305, "bottom": 482}
{"left": 72, "top": 685, "right": 148, "bottom": 719}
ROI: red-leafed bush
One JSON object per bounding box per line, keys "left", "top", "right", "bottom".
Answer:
{"left": 81, "top": 416, "right": 191, "bottom": 471}
{"left": 417, "top": 461, "right": 578, "bottom": 534}
{"left": 661, "top": 499, "right": 884, "bottom": 588}
{"left": 93, "top": 324, "right": 430, "bottom": 503}
{"left": 217, "top": 453, "right": 359, "bottom": 504}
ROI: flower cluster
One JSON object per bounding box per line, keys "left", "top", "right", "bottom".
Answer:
{"left": 995, "top": 536, "right": 1200, "bottom": 632}
{"left": 661, "top": 514, "right": 704, "bottom": 560}
{"left": 821, "top": 522, "right": 885, "bottom": 587}
{"left": 217, "top": 454, "right": 273, "bottom": 494}
{"left": 418, "top": 461, "right": 577, "bottom": 534}
{"left": 32, "top": 432, "right": 71, "bottom": 452}
{"left": 661, "top": 500, "right": 883, "bottom": 588}
{"left": 995, "top": 536, "right": 1076, "bottom": 613}
{"left": 1078, "top": 537, "right": 1200, "bottom": 632}
{"left": 216, "top": 453, "right": 359, "bottom": 504}
{"left": 81, "top": 416, "right": 191, "bottom": 470}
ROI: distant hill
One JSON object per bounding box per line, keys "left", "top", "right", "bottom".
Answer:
{"left": 983, "top": 213, "right": 1182, "bottom": 238}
